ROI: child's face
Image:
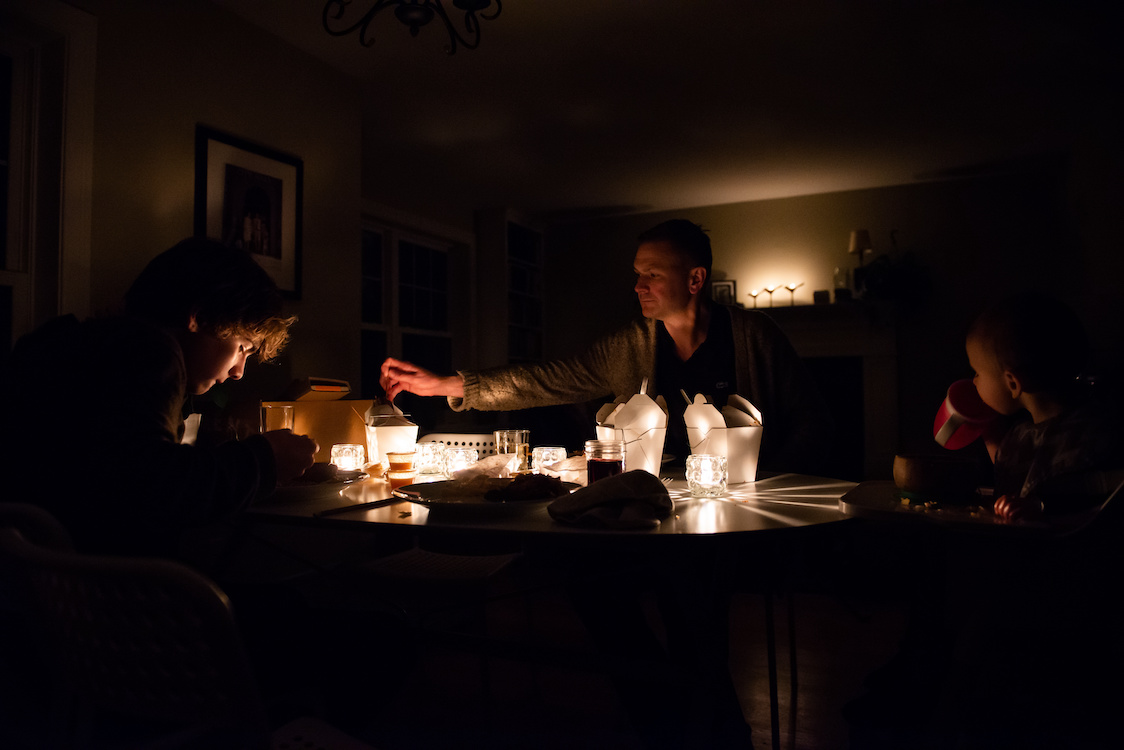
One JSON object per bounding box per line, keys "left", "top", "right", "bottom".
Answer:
{"left": 966, "top": 335, "right": 1020, "bottom": 415}
{"left": 180, "top": 327, "right": 258, "bottom": 395}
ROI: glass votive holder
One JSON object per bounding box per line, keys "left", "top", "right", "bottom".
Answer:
{"left": 444, "top": 447, "right": 479, "bottom": 476}
{"left": 531, "top": 446, "right": 567, "bottom": 473}
{"left": 385, "top": 451, "right": 416, "bottom": 472}
{"left": 416, "top": 441, "right": 448, "bottom": 474}
{"left": 686, "top": 454, "right": 728, "bottom": 497}
{"left": 387, "top": 470, "right": 417, "bottom": 491}
{"left": 330, "top": 443, "right": 366, "bottom": 472}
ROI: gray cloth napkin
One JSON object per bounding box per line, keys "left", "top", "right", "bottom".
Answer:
{"left": 548, "top": 470, "right": 673, "bottom": 529}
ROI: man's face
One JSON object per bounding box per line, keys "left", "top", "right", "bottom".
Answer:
{"left": 633, "top": 241, "right": 697, "bottom": 320}
{"left": 966, "top": 335, "right": 1020, "bottom": 415}
{"left": 180, "top": 327, "right": 258, "bottom": 395}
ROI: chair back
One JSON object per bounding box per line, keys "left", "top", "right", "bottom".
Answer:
{"left": 420, "top": 432, "right": 497, "bottom": 456}
{"left": 0, "top": 525, "right": 269, "bottom": 746}
{"left": 0, "top": 502, "right": 73, "bottom": 550}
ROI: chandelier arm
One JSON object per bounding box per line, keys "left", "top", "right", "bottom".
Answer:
{"left": 322, "top": 0, "right": 502, "bottom": 54}
{"left": 322, "top": 0, "right": 397, "bottom": 47}
{"left": 432, "top": 1, "right": 479, "bottom": 54}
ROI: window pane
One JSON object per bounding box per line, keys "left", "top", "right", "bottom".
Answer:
{"left": 398, "top": 240, "right": 447, "bottom": 332}
{"left": 361, "top": 229, "right": 383, "bottom": 324}
{"left": 360, "top": 329, "right": 387, "bottom": 399}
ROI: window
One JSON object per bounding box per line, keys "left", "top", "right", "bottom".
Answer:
{"left": 360, "top": 223, "right": 456, "bottom": 427}
{"left": 506, "top": 221, "right": 542, "bottom": 363}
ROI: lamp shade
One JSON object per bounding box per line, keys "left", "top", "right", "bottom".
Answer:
{"left": 848, "top": 229, "right": 873, "bottom": 255}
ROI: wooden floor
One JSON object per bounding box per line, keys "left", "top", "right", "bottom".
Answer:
{"left": 351, "top": 585, "right": 910, "bottom": 750}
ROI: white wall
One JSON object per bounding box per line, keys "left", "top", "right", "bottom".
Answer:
{"left": 84, "top": 0, "right": 363, "bottom": 400}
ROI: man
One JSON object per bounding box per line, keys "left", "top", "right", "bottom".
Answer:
{"left": 0, "top": 237, "right": 318, "bottom": 560}
{"left": 382, "top": 218, "right": 831, "bottom": 471}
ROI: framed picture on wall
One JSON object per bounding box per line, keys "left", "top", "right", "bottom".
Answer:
{"left": 194, "top": 125, "right": 303, "bottom": 299}
{"left": 711, "top": 279, "right": 736, "bottom": 305}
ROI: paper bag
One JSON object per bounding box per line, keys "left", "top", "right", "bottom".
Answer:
{"left": 595, "top": 383, "right": 668, "bottom": 476}
{"left": 366, "top": 402, "right": 418, "bottom": 469}
{"left": 262, "top": 400, "right": 373, "bottom": 464}
{"left": 684, "top": 393, "right": 763, "bottom": 483}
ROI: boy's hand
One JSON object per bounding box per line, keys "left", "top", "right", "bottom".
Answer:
{"left": 993, "top": 494, "right": 1045, "bottom": 523}
{"left": 262, "top": 430, "right": 319, "bottom": 482}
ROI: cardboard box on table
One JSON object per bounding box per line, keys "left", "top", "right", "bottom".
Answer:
{"left": 595, "top": 382, "right": 668, "bottom": 476}
{"left": 684, "top": 393, "right": 763, "bottom": 484}
{"left": 365, "top": 403, "right": 419, "bottom": 470}
{"left": 261, "top": 399, "right": 374, "bottom": 465}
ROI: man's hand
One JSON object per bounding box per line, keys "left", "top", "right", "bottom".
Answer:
{"left": 380, "top": 357, "right": 464, "bottom": 402}
{"left": 262, "top": 430, "right": 319, "bottom": 483}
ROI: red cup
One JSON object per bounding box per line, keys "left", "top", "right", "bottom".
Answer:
{"left": 933, "top": 379, "right": 1000, "bottom": 450}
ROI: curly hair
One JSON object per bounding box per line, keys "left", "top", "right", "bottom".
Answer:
{"left": 124, "top": 237, "right": 296, "bottom": 362}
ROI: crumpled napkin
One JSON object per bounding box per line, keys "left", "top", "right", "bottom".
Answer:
{"left": 539, "top": 455, "right": 589, "bottom": 486}
{"left": 449, "top": 453, "right": 522, "bottom": 480}
{"left": 547, "top": 470, "right": 673, "bottom": 530}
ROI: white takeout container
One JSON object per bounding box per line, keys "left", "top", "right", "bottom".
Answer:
{"left": 684, "top": 393, "right": 763, "bottom": 483}
{"left": 365, "top": 403, "right": 418, "bottom": 469}
{"left": 595, "top": 380, "right": 668, "bottom": 476}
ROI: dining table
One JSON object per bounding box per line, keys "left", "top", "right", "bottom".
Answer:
{"left": 248, "top": 470, "right": 858, "bottom": 538}
{"left": 246, "top": 469, "right": 857, "bottom": 750}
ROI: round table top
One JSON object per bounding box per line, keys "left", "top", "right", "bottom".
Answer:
{"left": 252, "top": 471, "right": 857, "bottom": 538}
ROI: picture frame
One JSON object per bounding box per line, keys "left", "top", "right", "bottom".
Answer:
{"left": 194, "top": 125, "right": 303, "bottom": 299}
{"left": 711, "top": 279, "right": 736, "bottom": 305}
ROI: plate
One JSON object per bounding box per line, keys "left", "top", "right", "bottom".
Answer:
{"left": 393, "top": 477, "right": 577, "bottom": 510}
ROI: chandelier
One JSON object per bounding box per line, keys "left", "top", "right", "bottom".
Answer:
{"left": 322, "top": 1, "right": 503, "bottom": 54}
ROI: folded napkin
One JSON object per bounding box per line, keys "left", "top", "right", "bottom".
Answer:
{"left": 548, "top": 470, "right": 673, "bottom": 530}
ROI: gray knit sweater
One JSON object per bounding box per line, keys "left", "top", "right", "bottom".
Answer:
{"left": 449, "top": 305, "right": 834, "bottom": 474}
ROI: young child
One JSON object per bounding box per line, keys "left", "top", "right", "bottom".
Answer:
{"left": 965, "top": 293, "right": 1122, "bottom": 521}
{"left": 0, "top": 237, "right": 317, "bottom": 558}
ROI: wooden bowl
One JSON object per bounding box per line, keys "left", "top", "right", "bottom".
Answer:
{"left": 893, "top": 453, "right": 981, "bottom": 503}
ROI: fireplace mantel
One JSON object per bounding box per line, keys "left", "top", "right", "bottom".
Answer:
{"left": 763, "top": 303, "right": 898, "bottom": 480}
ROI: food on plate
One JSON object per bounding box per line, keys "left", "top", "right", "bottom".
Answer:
{"left": 301, "top": 462, "right": 340, "bottom": 483}
{"left": 418, "top": 475, "right": 511, "bottom": 499}
{"left": 484, "top": 472, "right": 571, "bottom": 502}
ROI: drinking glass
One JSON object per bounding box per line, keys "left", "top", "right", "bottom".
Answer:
{"left": 494, "top": 429, "right": 530, "bottom": 472}
{"left": 584, "top": 440, "right": 625, "bottom": 484}
{"left": 261, "top": 404, "right": 294, "bottom": 432}
{"left": 686, "top": 454, "right": 728, "bottom": 497}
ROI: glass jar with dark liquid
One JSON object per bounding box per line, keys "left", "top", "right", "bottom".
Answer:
{"left": 585, "top": 439, "right": 625, "bottom": 483}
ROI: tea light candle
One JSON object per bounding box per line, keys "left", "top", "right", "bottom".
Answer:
{"left": 330, "top": 443, "right": 366, "bottom": 472}
{"left": 531, "top": 446, "right": 567, "bottom": 473}
{"left": 686, "top": 454, "right": 728, "bottom": 497}
{"left": 416, "top": 441, "right": 448, "bottom": 474}
{"left": 444, "top": 447, "right": 479, "bottom": 476}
